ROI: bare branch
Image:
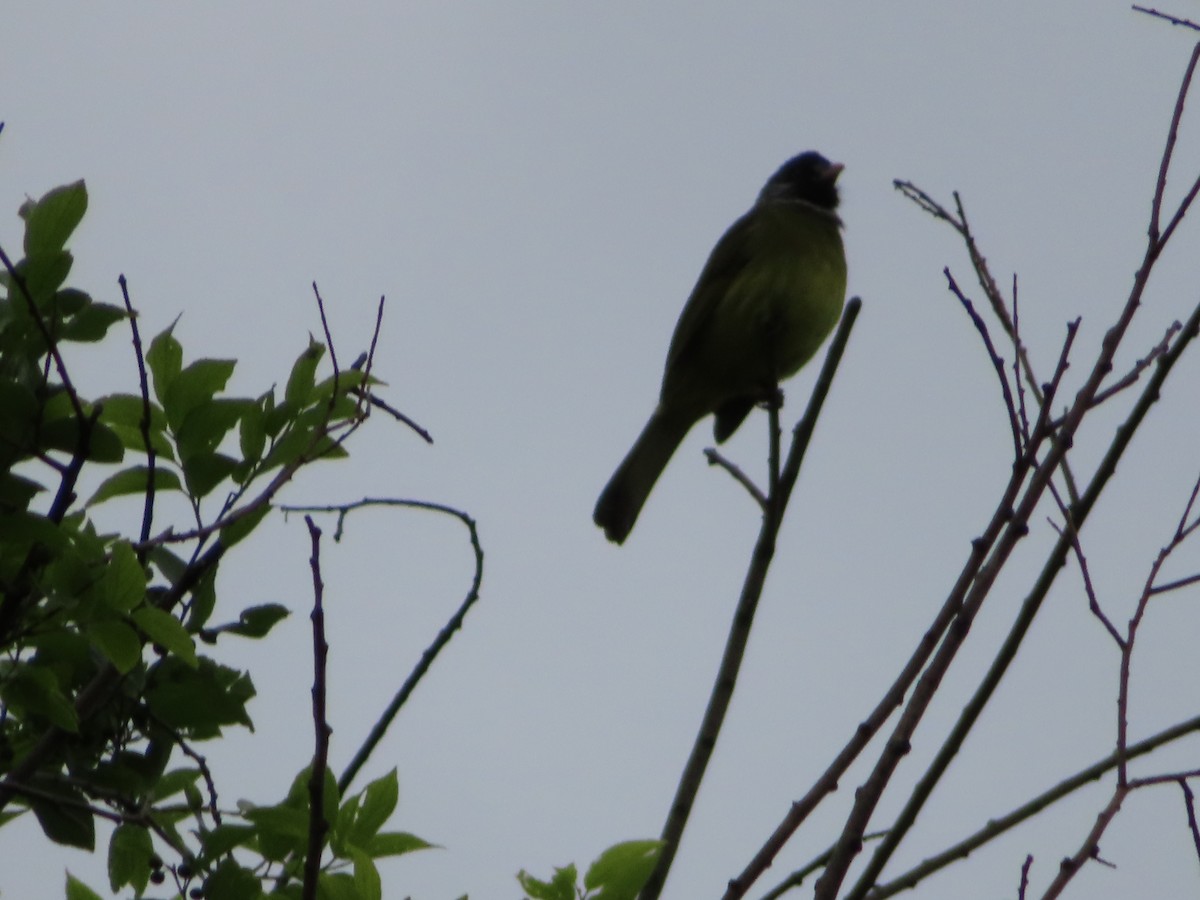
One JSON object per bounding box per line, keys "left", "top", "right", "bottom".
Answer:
{"left": 945, "top": 269, "right": 1022, "bottom": 460}
{"left": 1133, "top": 5, "right": 1200, "bottom": 31}
{"left": 1150, "top": 42, "right": 1200, "bottom": 248}
{"left": 704, "top": 448, "right": 767, "bottom": 510}
{"left": 1046, "top": 485, "right": 1124, "bottom": 647}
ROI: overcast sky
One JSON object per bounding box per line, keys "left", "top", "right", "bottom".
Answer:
{"left": 5, "top": 4, "right": 1200, "bottom": 899}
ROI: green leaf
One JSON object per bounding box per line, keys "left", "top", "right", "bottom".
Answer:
{"left": 133, "top": 606, "right": 197, "bottom": 667}
{"left": 331, "top": 794, "right": 359, "bottom": 858}
{"left": 22, "top": 180, "right": 87, "bottom": 257}
{"left": 284, "top": 338, "right": 324, "bottom": 405}
{"left": 0, "top": 471, "right": 44, "bottom": 509}
{"left": 108, "top": 823, "right": 153, "bottom": 893}
{"left": 106, "top": 425, "right": 175, "bottom": 459}
{"left": 259, "top": 423, "right": 311, "bottom": 472}
{"left": 181, "top": 450, "right": 237, "bottom": 498}
{"left": 517, "top": 865, "right": 577, "bottom": 900}
{"left": 218, "top": 502, "right": 272, "bottom": 550}
{"left": 51, "top": 286, "right": 90, "bottom": 315}
{"left": 98, "top": 541, "right": 147, "bottom": 611}
{"left": 181, "top": 452, "right": 239, "bottom": 498}
{"left": 65, "top": 873, "right": 105, "bottom": 900}
{"left": 15, "top": 250, "right": 73, "bottom": 302}
{"left": 60, "top": 301, "right": 127, "bottom": 342}
{"left": 243, "top": 804, "right": 308, "bottom": 862}
{"left": 31, "top": 783, "right": 94, "bottom": 849}
{"left": 88, "top": 618, "right": 142, "bottom": 674}
{"left": 0, "top": 665, "right": 79, "bottom": 731}
{"left": 317, "top": 872, "right": 359, "bottom": 900}
{"left": 39, "top": 416, "right": 125, "bottom": 463}
{"left": 185, "top": 567, "right": 218, "bottom": 633}
{"left": 198, "top": 823, "right": 256, "bottom": 860}
{"left": 312, "top": 369, "right": 367, "bottom": 401}
{"left": 239, "top": 401, "right": 266, "bottom": 463}
{"left": 26, "top": 630, "right": 94, "bottom": 686}
{"left": 149, "top": 545, "right": 186, "bottom": 585}
{"left": 258, "top": 399, "right": 342, "bottom": 472}
{"left": 366, "top": 831, "right": 433, "bottom": 859}
{"left": 349, "top": 770, "right": 398, "bottom": 848}
{"left": 0, "top": 509, "right": 71, "bottom": 555}
{"left": 163, "top": 358, "right": 236, "bottom": 431}
{"left": 176, "top": 397, "right": 254, "bottom": 460}
{"left": 98, "top": 394, "right": 173, "bottom": 457}
{"left": 260, "top": 389, "right": 285, "bottom": 437}
{"left": 202, "top": 859, "right": 262, "bottom": 900}
{"left": 88, "top": 465, "right": 182, "bottom": 506}
{"left": 582, "top": 840, "right": 662, "bottom": 900}
{"left": 98, "top": 392, "right": 167, "bottom": 430}
{"left": 230, "top": 602, "right": 290, "bottom": 638}
{"left": 153, "top": 767, "right": 202, "bottom": 801}
{"left": 0, "top": 378, "right": 39, "bottom": 431}
{"left": 145, "top": 657, "right": 255, "bottom": 736}
{"left": 146, "top": 325, "right": 183, "bottom": 404}
{"left": 352, "top": 848, "right": 382, "bottom": 900}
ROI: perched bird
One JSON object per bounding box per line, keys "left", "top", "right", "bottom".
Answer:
{"left": 593, "top": 151, "right": 847, "bottom": 544}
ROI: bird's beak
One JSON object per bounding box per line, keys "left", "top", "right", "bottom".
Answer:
{"left": 825, "top": 162, "right": 845, "bottom": 182}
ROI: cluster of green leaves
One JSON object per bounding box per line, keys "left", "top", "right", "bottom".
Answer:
{"left": 0, "top": 180, "right": 426, "bottom": 898}
{"left": 518, "top": 840, "right": 661, "bottom": 900}
{"left": 59, "top": 767, "right": 430, "bottom": 900}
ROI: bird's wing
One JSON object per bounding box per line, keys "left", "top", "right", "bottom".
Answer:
{"left": 661, "top": 208, "right": 758, "bottom": 382}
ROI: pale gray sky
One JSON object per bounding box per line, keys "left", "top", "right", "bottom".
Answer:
{"left": 4, "top": 4, "right": 1200, "bottom": 899}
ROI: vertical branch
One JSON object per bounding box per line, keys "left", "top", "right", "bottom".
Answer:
{"left": 303, "top": 516, "right": 331, "bottom": 900}
{"left": 119, "top": 274, "right": 157, "bottom": 549}
{"left": 638, "top": 299, "right": 860, "bottom": 900}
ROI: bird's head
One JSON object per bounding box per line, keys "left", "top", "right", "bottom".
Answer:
{"left": 758, "top": 151, "right": 843, "bottom": 211}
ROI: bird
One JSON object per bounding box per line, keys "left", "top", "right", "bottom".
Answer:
{"left": 593, "top": 151, "right": 847, "bottom": 544}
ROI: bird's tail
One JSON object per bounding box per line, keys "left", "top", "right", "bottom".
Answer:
{"left": 593, "top": 408, "right": 694, "bottom": 544}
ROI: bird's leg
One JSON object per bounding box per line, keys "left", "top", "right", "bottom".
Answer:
{"left": 759, "top": 384, "right": 784, "bottom": 413}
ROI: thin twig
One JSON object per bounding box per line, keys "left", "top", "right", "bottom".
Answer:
{"left": 1046, "top": 484, "right": 1124, "bottom": 647}
{"left": 1133, "top": 5, "right": 1200, "bottom": 31}
{"left": 1090, "top": 320, "right": 1181, "bottom": 409}
{"left": 175, "top": 735, "right": 222, "bottom": 826}
{"left": 303, "top": 517, "right": 331, "bottom": 900}
{"left": 945, "top": 269, "right": 1022, "bottom": 460}
{"left": 275, "top": 499, "right": 484, "bottom": 794}
{"left": 1018, "top": 855, "right": 1034, "bottom": 900}
{"left": 312, "top": 283, "right": 341, "bottom": 394}
{"left": 895, "top": 181, "right": 1082, "bottom": 502}
{"left": 1149, "top": 42, "right": 1200, "bottom": 248}
{"left": 704, "top": 448, "right": 767, "bottom": 510}
{"left": 1012, "top": 274, "right": 1032, "bottom": 444}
